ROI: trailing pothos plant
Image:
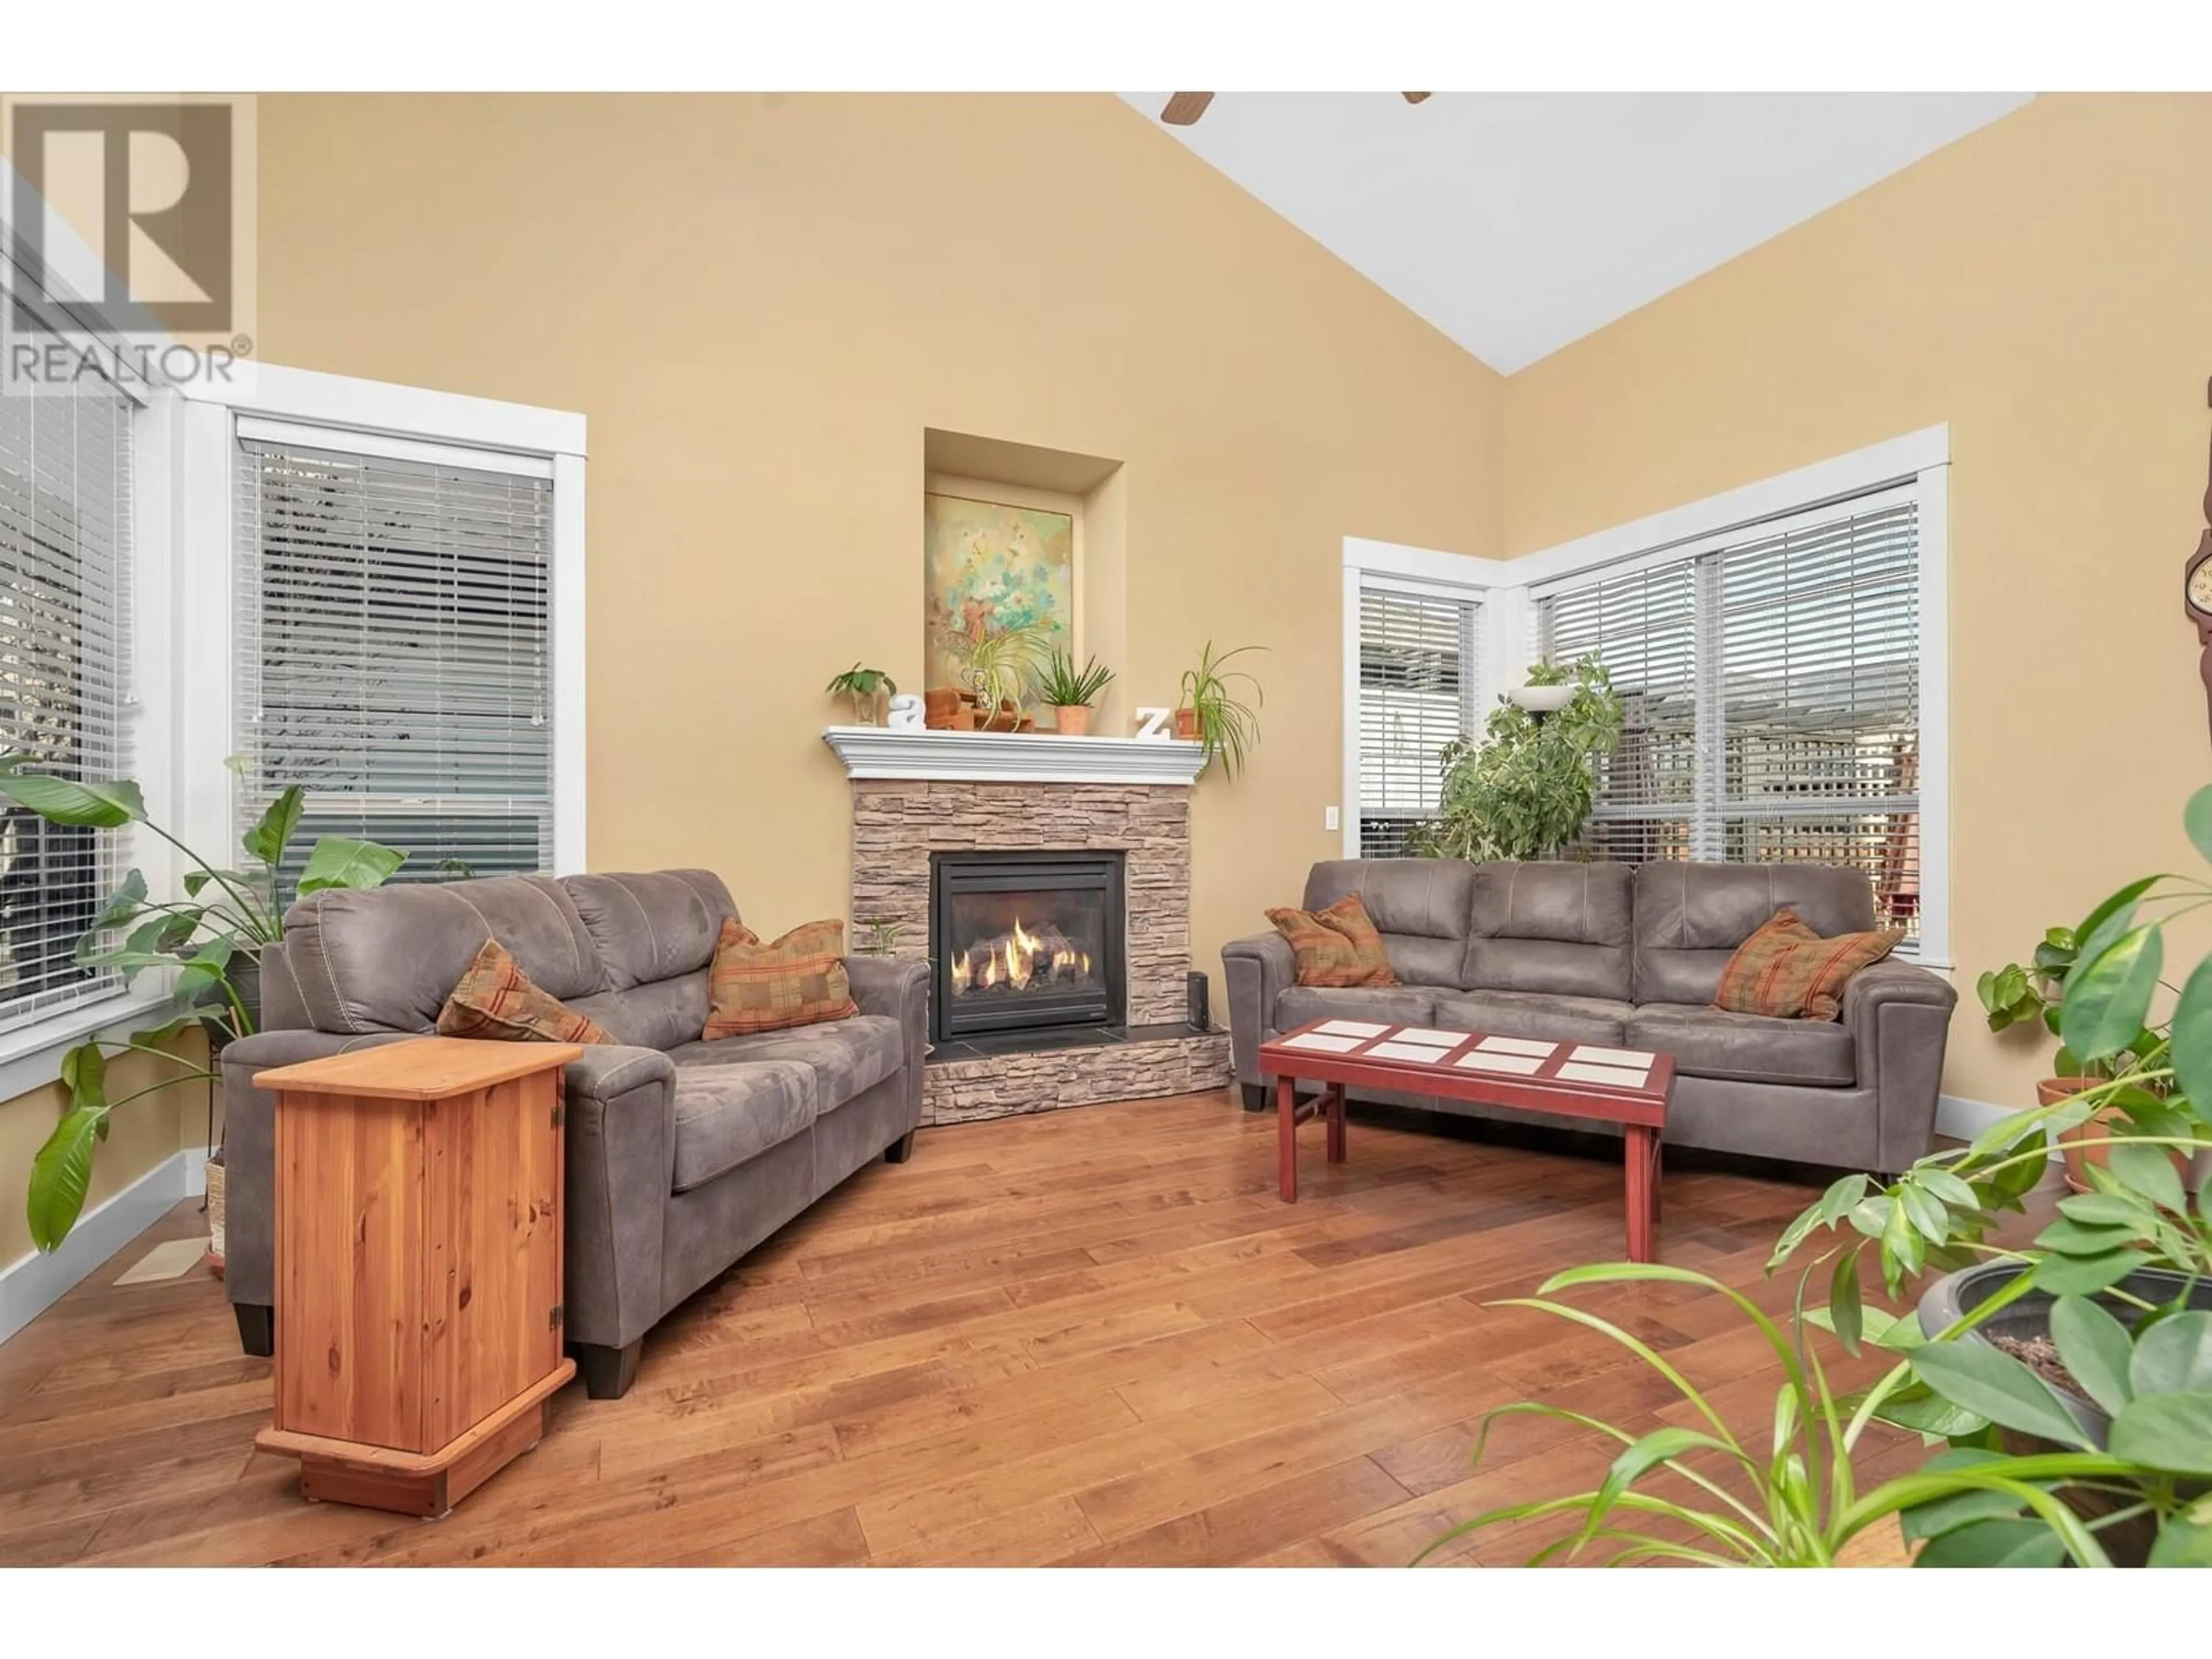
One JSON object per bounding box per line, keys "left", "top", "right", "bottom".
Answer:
{"left": 0, "top": 754, "right": 407, "bottom": 1252}
{"left": 1414, "top": 657, "right": 1624, "bottom": 862}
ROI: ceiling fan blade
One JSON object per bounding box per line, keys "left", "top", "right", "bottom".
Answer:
{"left": 1160, "top": 92, "right": 1215, "bottom": 126}
{"left": 1402, "top": 92, "right": 1432, "bottom": 104}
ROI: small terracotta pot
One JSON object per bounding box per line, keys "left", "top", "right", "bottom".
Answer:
{"left": 1173, "top": 706, "right": 1200, "bottom": 741}
{"left": 976, "top": 700, "right": 1021, "bottom": 732}
{"left": 2047, "top": 1076, "right": 2201, "bottom": 1195}
{"left": 1053, "top": 704, "right": 1092, "bottom": 736}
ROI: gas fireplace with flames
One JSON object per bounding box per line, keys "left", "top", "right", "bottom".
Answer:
{"left": 928, "top": 851, "right": 1127, "bottom": 1044}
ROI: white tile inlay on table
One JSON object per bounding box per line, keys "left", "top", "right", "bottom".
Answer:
{"left": 1368, "top": 1039, "right": 1459, "bottom": 1063}
{"left": 1455, "top": 1051, "right": 1546, "bottom": 1076}
{"left": 1571, "top": 1044, "right": 1654, "bottom": 1067}
{"left": 1382, "top": 1027, "right": 1461, "bottom": 1046}
{"left": 1280, "top": 1031, "right": 1365, "bottom": 1053}
{"left": 1315, "top": 1020, "right": 1388, "bottom": 1037}
{"left": 1476, "top": 1036, "right": 1557, "bottom": 1057}
{"left": 1558, "top": 1061, "right": 1653, "bottom": 1088}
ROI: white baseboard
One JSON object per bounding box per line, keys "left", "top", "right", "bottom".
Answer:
{"left": 0, "top": 1146, "right": 207, "bottom": 1347}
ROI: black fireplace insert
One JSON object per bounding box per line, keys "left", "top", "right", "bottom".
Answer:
{"left": 928, "top": 850, "right": 1126, "bottom": 1043}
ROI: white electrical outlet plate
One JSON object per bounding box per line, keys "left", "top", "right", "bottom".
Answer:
{"left": 1324, "top": 806, "right": 1340, "bottom": 832}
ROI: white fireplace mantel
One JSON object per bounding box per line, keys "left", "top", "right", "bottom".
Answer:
{"left": 822, "top": 725, "right": 1207, "bottom": 786}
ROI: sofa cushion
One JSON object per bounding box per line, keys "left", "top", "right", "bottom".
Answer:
{"left": 704, "top": 918, "right": 859, "bottom": 1037}
{"left": 1274, "top": 984, "right": 1436, "bottom": 1032}
{"left": 1713, "top": 907, "right": 1903, "bottom": 1022}
{"left": 669, "top": 1061, "right": 818, "bottom": 1192}
{"left": 1633, "top": 862, "right": 1877, "bottom": 1007}
{"left": 671, "top": 1013, "right": 904, "bottom": 1114}
{"left": 1300, "top": 859, "right": 1475, "bottom": 987}
{"left": 1629, "top": 1003, "right": 1855, "bottom": 1088}
{"left": 1266, "top": 893, "right": 1396, "bottom": 988}
{"left": 284, "top": 876, "right": 603, "bottom": 1035}
{"left": 1462, "top": 862, "right": 1634, "bottom": 1001}
{"left": 1433, "top": 989, "right": 1633, "bottom": 1048}
{"left": 435, "top": 938, "right": 616, "bottom": 1046}
{"left": 567, "top": 968, "right": 711, "bottom": 1051}
{"left": 563, "top": 870, "right": 737, "bottom": 992}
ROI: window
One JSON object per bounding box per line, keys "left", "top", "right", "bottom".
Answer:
{"left": 1537, "top": 488, "right": 1923, "bottom": 942}
{"left": 0, "top": 357, "right": 134, "bottom": 1031}
{"left": 1355, "top": 578, "right": 1479, "bottom": 858}
{"left": 234, "top": 437, "right": 555, "bottom": 894}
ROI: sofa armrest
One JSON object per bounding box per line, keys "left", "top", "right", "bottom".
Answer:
{"left": 1842, "top": 960, "right": 1959, "bottom": 1174}
{"left": 1221, "top": 931, "right": 1294, "bottom": 1087}
{"left": 559, "top": 1043, "right": 677, "bottom": 1350}
{"left": 218, "top": 1029, "right": 421, "bottom": 1308}
{"left": 844, "top": 954, "right": 930, "bottom": 1135}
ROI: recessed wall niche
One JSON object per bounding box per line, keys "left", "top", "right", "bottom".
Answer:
{"left": 921, "top": 427, "right": 1126, "bottom": 733}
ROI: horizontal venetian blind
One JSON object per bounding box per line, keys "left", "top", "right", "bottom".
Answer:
{"left": 0, "top": 366, "right": 133, "bottom": 1030}
{"left": 1357, "top": 581, "right": 1478, "bottom": 858}
{"left": 1539, "top": 559, "right": 1699, "bottom": 866}
{"left": 1716, "top": 495, "right": 1920, "bottom": 936}
{"left": 235, "top": 439, "right": 554, "bottom": 897}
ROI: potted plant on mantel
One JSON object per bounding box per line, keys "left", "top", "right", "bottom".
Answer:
{"left": 1175, "top": 642, "right": 1264, "bottom": 779}
{"left": 825, "top": 664, "right": 898, "bottom": 726}
{"left": 1414, "top": 657, "right": 1624, "bottom": 861}
{"left": 1037, "top": 649, "right": 1115, "bottom": 737}
{"left": 937, "top": 619, "right": 1053, "bottom": 732}
{"left": 0, "top": 755, "right": 407, "bottom": 1252}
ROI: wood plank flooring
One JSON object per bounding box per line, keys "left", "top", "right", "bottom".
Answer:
{"left": 0, "top": 1090, "right": 1929, "bottom": 1566}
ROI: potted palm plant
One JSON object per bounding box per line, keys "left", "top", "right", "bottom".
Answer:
{"left": 1175, "top": 642, "right": 1264, "bottom": 779}
{"left": 1037, "top": 650, "right": 1115, "bottom": 736}
{"left": 0, "top": 754, "right": 407, "bottom": 1252}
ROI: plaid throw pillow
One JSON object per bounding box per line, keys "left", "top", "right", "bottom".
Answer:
{"left": 704, "top": 916, "right": 859, "bottom": 1039}
{"left": 1712, "top": 907, "right": 1903, "bottom": 1022}
{"left": 1265, "top": 893, "right": 1397, "bottom": 988}
{"left": 436, "top": 938, "right": 615, "bottom": 1045}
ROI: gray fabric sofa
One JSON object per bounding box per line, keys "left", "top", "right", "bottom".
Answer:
{"left": 1222, "top": 859, "right": 1955, "bottom": 1175}
{"left": 219, "top": 869, "right": 927, "bottom": 1399}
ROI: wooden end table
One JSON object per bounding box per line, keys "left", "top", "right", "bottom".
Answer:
{"left": 1257, "top": 1020, "right": 1673, "bottom": 1262}
{"left": 251, "top": 1037, "right": 580, "bottom": 1517}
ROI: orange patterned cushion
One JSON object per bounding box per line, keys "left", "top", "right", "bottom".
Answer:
{"left": 1265, "top": 893, "right": 1397, "bottom": 988}
{"left": 1712, "top": 907, "right": 1903, "bottom": 1022}
{"left": 704, "top": 916, "right": 859, "bottom": 1039}
{"left": 436, "top": 938, "right": 615, "bottom": 1045}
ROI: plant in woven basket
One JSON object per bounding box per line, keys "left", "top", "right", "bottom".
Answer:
{"left": 0, "top": 753, "right": 407, "bottom": 1251}
{"left": 1415, "top": 657, "right": 1623, "bottom": 862}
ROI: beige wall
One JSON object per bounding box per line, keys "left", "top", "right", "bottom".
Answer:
{"left": 1503, "top": 93, "right": 2212, "bottom": 1107}
{"left": 250, "top": 92, "right": 1505, "bottom": 1003}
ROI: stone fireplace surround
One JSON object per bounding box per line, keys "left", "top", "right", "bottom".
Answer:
{"left": 828, "top": 729, "right": 1232, "bottom": 1126}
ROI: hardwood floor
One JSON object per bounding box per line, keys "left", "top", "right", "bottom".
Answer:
{"left": 0, "top": 1090, "right": 1922, "bottom": 1566}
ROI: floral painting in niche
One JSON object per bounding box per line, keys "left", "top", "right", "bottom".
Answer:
{"left": 923, "top": 493, "right": 1074, "bottom": 692}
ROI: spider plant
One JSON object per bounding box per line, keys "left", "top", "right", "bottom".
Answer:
{"left": 1418, "top": 1260, "right": 2212, "bottom": 1567}
{"left": 1176, "top": 642, "right": 1264, "bottom": 780}
{"left": 938, "top": 620, "right": 1054, "bottom": 725}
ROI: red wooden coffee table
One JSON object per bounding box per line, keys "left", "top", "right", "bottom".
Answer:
{"left": 1256, "top": 1018, "right": 1674, "bottom": 1262}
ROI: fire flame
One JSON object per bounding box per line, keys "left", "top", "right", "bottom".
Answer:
{"left": 949, "top": 916, "right": 1092, "bottom": 997}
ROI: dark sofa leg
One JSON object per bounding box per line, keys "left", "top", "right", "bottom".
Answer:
{"left": 570, "top": 1338, "right": 643, "bottom": 1400}
{"left": 234, "top": 1302, "right": 274, "bottom": 1358}
{"left": 884, "top": 1131, "right": 916, "bottom": 1165}
{"left": 1241, "top": 1082, "right": 1270, "bottom": 1113}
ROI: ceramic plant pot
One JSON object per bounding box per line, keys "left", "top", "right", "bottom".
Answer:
{"left": 1053, "top": 705, "right": 1092, "bottom": 736}
{"left": 1173, "top": 707, "right": 1200, "bottom": 741}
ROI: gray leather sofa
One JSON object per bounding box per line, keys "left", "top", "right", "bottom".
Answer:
{"left": 1222, "top": 859, "right": 1955, "bottom": 1175}
{"left": 219, "top": 869, "right": 927, "bottom": 1399}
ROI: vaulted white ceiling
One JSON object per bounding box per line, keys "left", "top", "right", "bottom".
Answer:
{"left": 1121, "top": 92, "right": 2032, "bottom": 373}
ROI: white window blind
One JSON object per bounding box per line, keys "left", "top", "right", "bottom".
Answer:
{"left": 235, "top": 438, "right": 554, "bottom": 896}
{"left": 1538, "top": 489, "right": 1922, "bottom": 942}
{"left": 1357, "top": 580, "right": 1479, "bottom": 858}
{"left": 0, "top": 366, "right": 133, "bottom": 1031}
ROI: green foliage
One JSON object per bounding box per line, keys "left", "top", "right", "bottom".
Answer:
{"left": 852, "top": 916, "right": 905, "bottom": 956}
{"left": 1414, "top": 657, "right": 1625, "bottom": 862}
{"left": 824, "top": 663, "right": 898, "bottom": 698}
{"left": 1, "top": 753, "right": 410, "bottom": 1252}
{"left": 1177, "top": 642, "right": 1265, "bottom": 781}
{"left": 1037, "top": 649, "right": 1115, "bottom": 709}
{"left": 938, "top": 620, "right": 1054, "bottom": 721}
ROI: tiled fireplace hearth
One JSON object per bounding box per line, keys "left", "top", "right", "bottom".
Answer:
{"left": 825, "top": 728, "right": 1233, "bottom": 1126}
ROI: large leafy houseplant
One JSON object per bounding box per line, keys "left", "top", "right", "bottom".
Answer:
{"left": 1426, "top": 786, "right": 2212, "bottom": 1567}
{"left": 0, "top": 755, "right": 406, "bottom": 1251}
{"left": 1416, "top": 658, "right": 1624, "bottom": 862}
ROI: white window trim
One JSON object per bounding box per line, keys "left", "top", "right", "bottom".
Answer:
{"left": 1341, "top": 423, "right": 1951, "bottom": 968}
{"left": 179, "top": 363, "right": 588, "bottom": 877}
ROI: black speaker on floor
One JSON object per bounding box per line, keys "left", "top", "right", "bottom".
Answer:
{"left": 1187, "top": 969, "right": 1210, "bottom": 1031}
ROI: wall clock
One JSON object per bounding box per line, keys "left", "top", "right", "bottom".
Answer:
{"left": 2188, "top": 376, "right": 2212, "bottom": 744}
